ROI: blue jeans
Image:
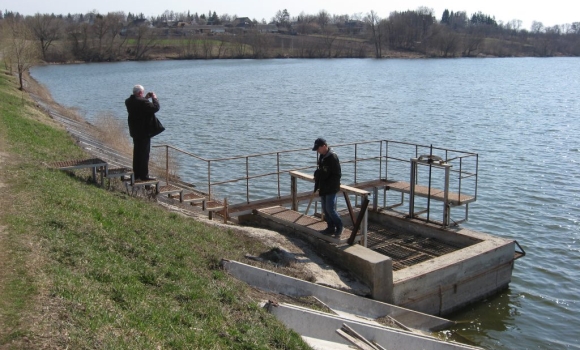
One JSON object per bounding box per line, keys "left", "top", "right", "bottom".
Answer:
{"left": 320, "top": 193, "right": 343, "bottom": 231}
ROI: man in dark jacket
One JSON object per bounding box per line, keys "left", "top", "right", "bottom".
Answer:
{"left": 312, "top": 138, "right": 343, "bottom": 235}
{"left": 125, "top": 84, "right": 160, "bottom": 181}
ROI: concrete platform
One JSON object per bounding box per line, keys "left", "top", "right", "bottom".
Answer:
{"left": 248, "top": 206, "right": 518, "bottom": 316}
{"left": 256, "top": 206, "right": 359, "bottom": 245}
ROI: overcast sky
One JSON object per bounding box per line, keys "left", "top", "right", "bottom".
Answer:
{"left": 4, "top": 0, "right": 579, "bottom": 30}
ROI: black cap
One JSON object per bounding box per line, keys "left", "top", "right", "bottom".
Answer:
{"left": 312, "top": 138, "right": 327, "bottom": 151}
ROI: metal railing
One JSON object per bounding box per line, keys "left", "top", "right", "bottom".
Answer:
{"left": 152, "top": 139, "right": 478, "bottom": 212}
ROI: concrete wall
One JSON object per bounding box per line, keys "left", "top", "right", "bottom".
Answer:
{"left": 370, "top": 211, "right": 516, "bottom": 316}
{"left": 242, "top": 210, "right": 517, "bottom": 316}
{"left": 242, "top": 214, "right": 394, "bottom": 302}
{"left": 393, "top": 242, "right": 514, "bottom": 315}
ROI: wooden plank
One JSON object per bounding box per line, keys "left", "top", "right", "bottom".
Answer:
{"left": 386, "top": 181, "right": 475, "bottom": 205}
{"left": 337, "top": 324, "right": 382, "bottom": 350}
{"left": 289, "top": 170, "right": 314, "bottom": 182}
{"left": 336, "top": 329, "right": 377, "bottom": 350}
{"left": 340, "top": 184, "right": 370, "bottom": 196}
{"left": 348, "top": 197, "right": 369, "bottom": 246}
{"left": 290, "top": 170, "right": 370, "bottom": 196}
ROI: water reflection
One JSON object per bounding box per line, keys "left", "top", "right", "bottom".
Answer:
{"left": 439, "top": 289, "right": 519, "bottom": 346}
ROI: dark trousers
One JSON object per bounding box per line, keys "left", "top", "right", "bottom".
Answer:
{"left": 132, "top": 137, "right": 151, "bottom": 180}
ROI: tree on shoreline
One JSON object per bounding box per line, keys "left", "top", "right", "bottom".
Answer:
{"left": 1, "top": 17, "right": 39, "bottom": 90}
{"left": 1, "top": 8, "right": 579, "bottom": 64}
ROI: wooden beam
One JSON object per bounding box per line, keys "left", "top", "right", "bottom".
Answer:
{"left": 348, "top": 197, "right": 369, "bottom": 246}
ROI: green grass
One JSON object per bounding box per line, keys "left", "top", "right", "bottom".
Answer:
{"left": 0, "top": 71, "right": 310, "bottom": 349}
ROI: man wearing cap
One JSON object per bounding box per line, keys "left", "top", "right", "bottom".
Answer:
{"left": 312, "top": 138, "right": 343, "bottom": 235}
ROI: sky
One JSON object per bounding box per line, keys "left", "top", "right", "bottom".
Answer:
{"left": 3, "top": 0, "right": 579, "bottom": 30}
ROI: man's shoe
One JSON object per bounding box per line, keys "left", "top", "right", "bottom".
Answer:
{"left": 319, "top": 227, "right": 335, "bottom": 234}
{"left": 335, "top": 227, "right": 344, "bottom": 236}
{"left": 142, "top": 176, "right": 157, "bottom": 181}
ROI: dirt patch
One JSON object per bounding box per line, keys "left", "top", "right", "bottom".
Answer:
{"left": 0, "top": 125, "right": 11, "bottom": 336}
{"left": 159, "top": 200, "right": 370, "bottom": 296}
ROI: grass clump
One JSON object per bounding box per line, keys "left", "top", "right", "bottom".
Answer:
{"left": 0, "top": 71, "right": 310, "bottom": 349}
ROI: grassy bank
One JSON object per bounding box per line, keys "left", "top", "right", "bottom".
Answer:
{"left": 0, "top": 72, "right": 309, "bottom": 349}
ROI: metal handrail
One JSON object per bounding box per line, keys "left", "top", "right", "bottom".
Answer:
{"left": 153, "top": 139, "right": 478, "bottom": 208}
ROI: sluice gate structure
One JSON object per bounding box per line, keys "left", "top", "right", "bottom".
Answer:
{"left": 153, "top": 139, "right": 525, "bottom": 316}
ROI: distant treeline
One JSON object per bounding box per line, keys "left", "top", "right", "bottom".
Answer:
{"left": 1, "top": 7, "right": 579, "bottom": 67}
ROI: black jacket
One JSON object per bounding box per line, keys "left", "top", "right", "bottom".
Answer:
{"left": 317, "top": 148, "right": 341, "bottom": 196}
{"left": 125, "top": 95, "right": 160, "bottom": 139}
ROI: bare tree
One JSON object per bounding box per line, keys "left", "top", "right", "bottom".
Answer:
{"left": 1, "top": 17, "right": 40, "bottom": 90}
{"left": 365, "top": 10, "right": 382, "bottom": 58}
{"left": 92, "top": 14, "right": 111, "bottom": 59}
{"left": 232, "top": 33, "right": 249, "bottom": 58}
{"left": 133, "top": 24, "right": 156, "bottom": 60}
{"left": 531, "top": 21, "right": 544, "bottom": 34}
{"left": 215, "top": 35, "right": 229, "bottom": 58}
{"left": 247, "top": 30, "right": 273, "bottom": 58}
{"left": 317, "top": 10, "right": 331, "bottom": 29}
{"left": 27, "top": 13, "right": 62, "bottom": 61}
{"left": 67, "top": 21, "right": 91, "bottom": 60}
{"left": 321, "top": 26, "right": 338, "bottom": 57}
{"left": 462, "top": 33, "right": 484, "bottom": 56}
{"left": 201, "top": 37, "right": 215, "bottom": 59}
{"left": 433, "top": 26, "right": 459, "bottom": 57}
{"left": 273, "top": 9, "right": 290, "bottom": 29}
{"left": 105, "top": 12, "right": 127, "bottom": 60}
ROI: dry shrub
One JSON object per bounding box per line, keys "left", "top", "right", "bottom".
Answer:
{"left": 24, "top": 72, "right": 85, "bottom": 122}
{"left": 150, "top": 146, "right": 181, "bottom": 182}
{"left": 92, "top": 112, "right": 132, "bottom": 156}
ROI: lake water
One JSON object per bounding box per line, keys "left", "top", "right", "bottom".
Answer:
{"left": 31, "top": 58, "right": 580, "bottom": 349}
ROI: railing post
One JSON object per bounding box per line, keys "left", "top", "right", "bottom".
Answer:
{"left": 246, "top": 157, "right": 250, "bottom": 203}
{"left": 291, "top": 174, "right": 297, "bottom": 211}
{"left": 458, "top": 157, "right": 463, "bottom": 202}
{"left": 354, "top": 143, "right": 358, "bottom": 184}
{"left": 362, "top": 198, "right": 368, "bottom": 247}
{"left": 409, "top": 158, "right": 417, "bottom": 219}
{"left": 385, "top": 140, "right": 389, "bottom": 181}
{"left": 354, "top": 143, "right": 358, "bottom": 207}
{"left": 277, "top": 152, "right": 281, "bottom": 198}
{"left": 379, "top": 140, "right": 383, "bottom": 180}
{"left": 165, "top": 145, "right": 169, "bottom": 185}
{"left": 443, "top": 163, "right": 451, "bottom": 227}
{"left": 208, "top": 160, "right": 211, "bottom": 199}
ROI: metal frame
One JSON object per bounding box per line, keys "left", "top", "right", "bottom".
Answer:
{"left": 152, "top": 140, "right": 479, "bottom": 226}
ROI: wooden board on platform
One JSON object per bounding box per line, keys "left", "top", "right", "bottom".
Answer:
{"left": 257, "top": 206, "right": 359, "bottom": 245}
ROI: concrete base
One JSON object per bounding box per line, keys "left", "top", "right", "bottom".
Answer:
{"left": 241, "top": 213, "right": 393, "bottom": 302}
{"left": 244, "top": 208, "right": 517, "bottom": 317}
{"left": 370, "top": 210, "right": 515, "bottom": 316}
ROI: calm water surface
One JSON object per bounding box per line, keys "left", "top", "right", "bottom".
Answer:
{"left": 31, "top": 58, "right": 580, "bottom": 349}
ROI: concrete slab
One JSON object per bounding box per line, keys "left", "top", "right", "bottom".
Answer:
{"left": 264, "top": 302, "right": 482, "bottom": 350}
{"left": 221, "top": 259, "right": 453, "bottom": 332}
